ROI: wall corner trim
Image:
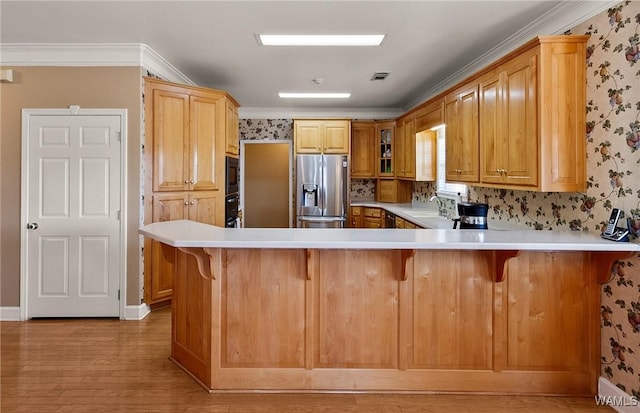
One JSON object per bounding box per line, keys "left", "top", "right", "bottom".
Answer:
{"left": 598, "top": 377, "right": 640, "bottom": 412}
{"left": 0, "top": 43, "right": 194, "bottom": 85}
{"left": 124, "top": 304, "right": 151, "bottom": 320}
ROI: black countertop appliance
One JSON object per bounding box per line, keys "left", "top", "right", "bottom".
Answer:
{"left": 453, "top": 202, "right": 489, "bottom": 229}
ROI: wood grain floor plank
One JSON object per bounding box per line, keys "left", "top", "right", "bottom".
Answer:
{"left": 1, "top": 307, "right": 613, "bottom": 412}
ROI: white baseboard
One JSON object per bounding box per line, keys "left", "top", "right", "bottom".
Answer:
{"left": 124, "top": 304, "right": 151, "bottom": 320}
{"left": 598, "top": 377, "right": 640, "bottom": 412}
{"left": 0, "top": 307, "right": 21, "bottom": 321}
{"left": 1, "top": 305, "right": 150, "bottom": 320}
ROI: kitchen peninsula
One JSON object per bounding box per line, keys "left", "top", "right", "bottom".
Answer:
{"left": 140, "top": 220, "right": 639, "bottom": 395}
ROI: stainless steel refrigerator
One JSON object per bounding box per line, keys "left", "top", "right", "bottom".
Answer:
{"left": 296, "top": 154, "right": 349, "bottom": 228}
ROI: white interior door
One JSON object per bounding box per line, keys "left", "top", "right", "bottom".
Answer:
{"left": 23, "top": 111, "right": 123, "bottom": 317}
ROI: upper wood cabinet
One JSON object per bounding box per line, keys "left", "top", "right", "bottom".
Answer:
{"left": 479, "top": 49, "right": 538, "bottom": 187}
{"left": 225, "top": 100, "right": 240, "bottom": 157}
{"left": 376, "top": 121, "right": 395, "bottom": 177}
{"left": 477, "top": 36, "right": 587, "bottom": 191}
{"left": 415, "top": 99, "right": 444, "bottom": 132}
{"left": 536, "top": 36, "right": 587, "bottom": 192}
{"left": 294, "top": 119, "right": 350, "bottom": 154}
{"left": 376, "top": 179, "right": 411, "bottom": 203}
{"left": 146, "top": 78, "right": 237, "bottom": 192}
{"left": 445, "top": 81, "right": 480, "bottom": 183}
{"left": 350, "top": 121, "right": 377, "bottom": 178}
{"left": 394, "top": 102, "right": 439, "bottom": 182}
{"left": 395, "top": 115, "right": 414, "bottom": 179}
{"left": 437, "top": 35, "right": 587, "bottom": 191}
{"left": 413, "top": 99, "right": 442, "bottom": 182}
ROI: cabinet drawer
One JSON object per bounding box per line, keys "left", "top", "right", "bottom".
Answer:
{"left": 363, "top": 217, "right": 382, "bottom": 228}
{"left": 405, "top": 221, "right": 417, "bottom": 229}
{"left": 351, "top": 207, "right": 362, "bottom": 216}
{"left": 363, "top": 207, "right": 381, "bottom": 218}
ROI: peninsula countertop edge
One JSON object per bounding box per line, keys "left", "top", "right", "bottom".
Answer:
{"left": 139, "top": 220, "right": 640, "bottom": 252}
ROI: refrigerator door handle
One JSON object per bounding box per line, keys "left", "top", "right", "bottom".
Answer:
{"left": 318, "top": 155, "right": 325, "bottom": 213}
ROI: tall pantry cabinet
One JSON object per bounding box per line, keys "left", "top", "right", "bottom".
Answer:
{"left": 143, "top": 78, "right": 239, "bottom": 305}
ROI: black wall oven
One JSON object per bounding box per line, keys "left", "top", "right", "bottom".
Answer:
{"left": 225, "top": 194, "right": 239, "bottom": 228}
{"left": 225, "top": 156, "right": 239, "bottom": 195}
{"left": 225, "top": 156, "right": 240, "bottom": 228}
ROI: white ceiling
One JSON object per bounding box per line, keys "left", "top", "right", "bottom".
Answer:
{"left": 0, "top": 1, "right": 616, "bottom": 116}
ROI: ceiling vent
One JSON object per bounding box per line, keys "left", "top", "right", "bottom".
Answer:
{"left": 370, "top": 72, "right": 389, "bottom": 81}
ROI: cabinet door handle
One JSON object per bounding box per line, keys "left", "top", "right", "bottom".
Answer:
{"left": 184, "top": 201, "right": 189, "bottom": 206}
{"left": 189, "top": 200, "right": 195, "bottom": 205}
{"left": 184, "top": 180, "right": 189, "bottom": 184}
{"left": 190, "top": 180, "right": 195, "bottom": 184}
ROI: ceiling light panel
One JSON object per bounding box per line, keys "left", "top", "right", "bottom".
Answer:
{"left": 258, "top": 34, "right": 385, "bottom": 46}
{"left": 279, "top": 93, "right": 351, "bottom": 99}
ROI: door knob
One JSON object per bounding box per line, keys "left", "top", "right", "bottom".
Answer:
{"left": 26, "top": 222, "right": 39, "bottom": 230}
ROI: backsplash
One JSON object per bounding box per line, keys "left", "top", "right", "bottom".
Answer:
{"left": 350, "top": 179, "right": 376, "bottom": 200}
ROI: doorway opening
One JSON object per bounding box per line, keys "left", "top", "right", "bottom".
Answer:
{"left": 240, "top": 141, "right": 292, "bottom": 228}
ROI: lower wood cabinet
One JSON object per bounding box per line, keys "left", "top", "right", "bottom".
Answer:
{"left": 349, "top": 206, "right": 363, "bottom": 228}
{"left": 144, "top": 191, "right": 222, "bottom": 304}
{"left": 362, "top": 207, "right": 383, "bottom": 228}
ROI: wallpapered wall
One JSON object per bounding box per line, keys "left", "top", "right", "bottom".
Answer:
{"left": 567, "top": 1, "right": 640, "bottom": 397}
{"left": 238, "top": 0, "right": 640, "bottom": 396}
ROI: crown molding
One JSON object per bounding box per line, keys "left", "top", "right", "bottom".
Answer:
{"left": 0, "top": 43, "right": 194, "bottom": 85}
{"left": 238, "top": 106, "right": 403, "bottom": 120}
{"left": 404, "top": 0, "right": 620, "bottom": 111}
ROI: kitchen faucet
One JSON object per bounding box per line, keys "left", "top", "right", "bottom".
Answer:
{"left": 429, "top": 195, "right": 447, "bottom": 217}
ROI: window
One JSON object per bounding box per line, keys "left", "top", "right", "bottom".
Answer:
{"left": 434, "top": 125, "right": 467, "bottom": 199}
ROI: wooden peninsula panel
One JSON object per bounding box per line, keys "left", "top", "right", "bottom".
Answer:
{"left": 159, "top": 241, "right": 630, "bottom": 395}
{"left": 171, "top": 248, "right": 212, "bottom": 387}
{"left": 500, "top": 252, "right": 598, "bottom": 374}
{"left": 222, "top": 249, "right": 307, "bottom": 368}
{"left": 315, "top": 250, "right": 400, "bottom": 369}
{"left": 405, "top": 250, "right": 494, "bottom": 370}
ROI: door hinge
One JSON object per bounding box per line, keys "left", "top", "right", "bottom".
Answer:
{"left": 117, "top": 289, "right": 121, "bottom": 300}
{"left": 117, "top": 210, "right": 121, "bottom": 220}
{"left": 116, "top": 131, "right": 121, "bottom": 142}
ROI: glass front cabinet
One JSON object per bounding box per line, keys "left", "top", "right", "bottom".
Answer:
{"left": 377, "top": 121, "right": 395, "bottom": 177}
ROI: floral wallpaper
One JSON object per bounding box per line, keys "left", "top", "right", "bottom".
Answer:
{"left": 567, "top": 1, "right": 640, "bottom": 398}
{"left": 238, "top": 1, "right": 640, "bottom": 394}
{"left": 240, "top": 119, "right": 293, "bottom": 141}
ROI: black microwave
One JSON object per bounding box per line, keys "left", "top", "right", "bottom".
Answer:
{"left": 225, "top": 156, "right": 239, "bottom": 195}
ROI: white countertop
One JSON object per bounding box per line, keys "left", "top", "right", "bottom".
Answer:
{"left": 350, "top": 200, "right": 523, "bottom": 230}
{"left": 139, "top": 220, "right": 639, "bottom": 252}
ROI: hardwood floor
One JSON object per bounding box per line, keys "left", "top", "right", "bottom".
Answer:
{"left": 1, "top": 307, "right": 613, "bottom": 412}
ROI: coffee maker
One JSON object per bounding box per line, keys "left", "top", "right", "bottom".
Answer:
{"left": 453, "top": 202, "right": 489, "bottom": 229}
